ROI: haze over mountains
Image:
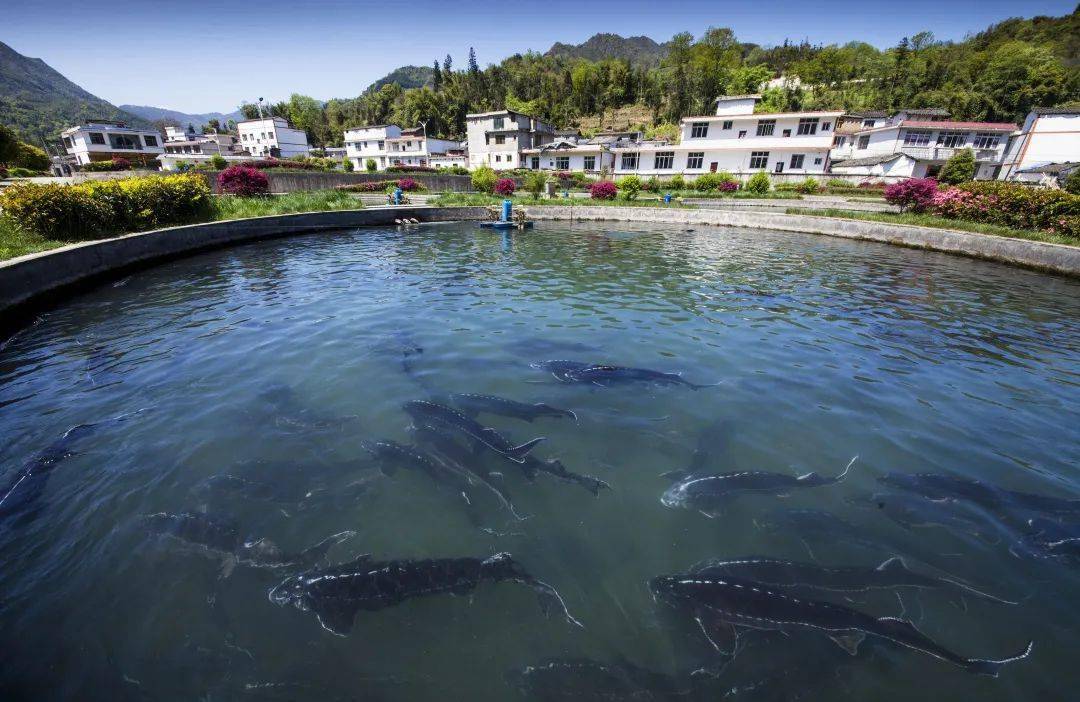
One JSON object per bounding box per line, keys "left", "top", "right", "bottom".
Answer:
{"left": 120, "top": 105, "right": 244, "bottom": 129}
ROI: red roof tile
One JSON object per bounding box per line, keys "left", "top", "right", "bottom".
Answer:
{"left": 901, "top": 120, "right": 1017, "bottom": 131}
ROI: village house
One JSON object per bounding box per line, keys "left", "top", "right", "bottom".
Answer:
{"left": 157, "top": 125, "right": 248, "bottom": 170}
{"left": 829, "top": 108, "right": 1016, "bottom": 181}
{"left": 343, "top": 125, "right": 462, "bottom": 171}
{"left": 236, "top": 116, "right": 310, "bottom": 159}
{"left": 610, "top": 95, "right": 841, "bottom": 181}
{"left": 520, "top": 130, "right": 616, "bottom": 173}
{"left": 465, "top": 110, "right": 555, "bottom": 170}
{"left": 60, "top": 120, "right": 164, "bottom": 167}
{"left": 998, "top": 107, "right": 1080, "bottom": 186}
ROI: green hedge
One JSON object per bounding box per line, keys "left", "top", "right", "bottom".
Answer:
{"left": 0, "top": 173, "right": 212, "bottom": 240}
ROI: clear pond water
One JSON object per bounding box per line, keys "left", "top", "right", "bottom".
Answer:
{"left": 1, "top": 220, "right": 1078, "bottom": 701}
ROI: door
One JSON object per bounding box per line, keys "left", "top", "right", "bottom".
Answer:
{"left": 709, "top": 162, "right": 718, "bottom": 172}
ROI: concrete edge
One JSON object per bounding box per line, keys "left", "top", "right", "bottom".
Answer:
{"left": 0, "top": 206, "right": 489, "bottom": 327}
{"left": 523, "top": 206, "right": 1080, "bottom": 277}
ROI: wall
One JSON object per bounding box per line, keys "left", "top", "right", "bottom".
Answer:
{"left": 198, "top": 171, "right": 474, "bottom": 193}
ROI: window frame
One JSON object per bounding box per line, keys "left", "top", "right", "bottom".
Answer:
{"left": 790, "top": 154, "right": 805, "bottom": 169}
{"left": 972, "top": 132, "right": 1000, "bottom": 150}
{"left": 690, "top": 122, "right": 709, "bottom": 139}
{"left": 89, "top": 132, "right": 106, "bottom": 145}
{"left": 857, "top": 135, "right": 870, "bottom": 150}
{"left": 143, "top": 135, "right": 158, "bottom": 147}
{"left": 686, "top": 152, "right": 704, "bottom": 169}
{"left": 903, "top": 130, "right": 931, "bottom": 147}
{"left": 721, "top": 120, "right": 733, "bottom": 130}
{"left": 756, "top": 119, "right": 776, "bottom": 137}
{"left": 749, "top": 151, "right": 769, "bottom": 169}
{"left": 937, "top": 131, "right": 966, "bottom": 149}
{"left": 797, "top": 118, "right": 819, "bottom": 135}
{"left": 583, "top": 155, "right": 596, "bottom": 170}
{"left": 654, "top": 151, "right": 674, "bottom": 170}
{"left": 555, "top": 155, "right": 570, "bottom": 170}
{"left": 620, "top": 152, "right": 639, "bottom": 170}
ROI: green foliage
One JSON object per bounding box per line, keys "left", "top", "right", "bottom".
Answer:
{"left": 0, "top": 124, "right": 49, "bottom": 171}
{"left": 938, "top": 148, "right": 977, "bottom": 185}
{"left": 746, "top": 171, "right": 772, "bottom": 194}
{"left": 209, "top": 154, "right": 227, "bottom": 170}
{"left": 693, "top": 172, "right": 734, "bottom": 192}
{"left": 471, "top": 164, "right": 497, "bottom": 194}
{"left": 617, "top": 174, "right": 642, "bottom": 200}
{"left": 365, "top": 158, "right": 377, "bottom": 172}
{"left": 342, "top": 157, "right": 354, "bottom": 172}
{"left": 795, "top": 177, "right": 822, "bottom": 194}
{"left": 1063, "top": 169, "right": 1080, "bottom": 195}
{"left": 933, "top": 181, "right": 1079, "bottom": 237}
{"left": 643, "top": 176, "right": 663, "bottom": 193}
{"left": 0, "top": 174, "right": 211, "bottom": 240}
{"left": 644, "top": 122, "right": 679, "bottom": 143}
{"left": 212, "top": 189, "right": 360, "bottom": 221}
{"left": 523, "top": 170, "right": 548, "bottom": 199}
{"left": 668, "top": 174, "right": 685, "bottom": 190}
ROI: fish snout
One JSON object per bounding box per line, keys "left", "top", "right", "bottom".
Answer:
{"left": 268, "top": 576, "right": 305, "bottom": 607}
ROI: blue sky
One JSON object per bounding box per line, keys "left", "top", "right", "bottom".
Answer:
{"left": 3, "top": 0, "right": 1074, "bottom": 113}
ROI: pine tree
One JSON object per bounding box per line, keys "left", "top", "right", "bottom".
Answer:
{"left": 443, "top": 54, "right": 453, "bottom": 74}
{"left": 433, "top": 60, "right": 442, "bottom": 90}
{"left": 468, "top": 47, "right": 479, "bottom": 74}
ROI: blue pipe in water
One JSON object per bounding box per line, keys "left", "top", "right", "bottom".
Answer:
{"left": 502, "top": 199, "right": 513, "bottom": 222}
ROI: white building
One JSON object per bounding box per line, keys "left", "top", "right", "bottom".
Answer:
{"left": 60, "top": 120, "right": 164, "bottom": 167}
{"left": 521, "top": 131, "right": 616, "bottom": 173}
{"left": 466, "top": 110, "right": 555, "bottom": 170}
{"left": 237, "top": 117, "right": 310, "bottom": 159}
{"left": 429, "top": 150, "right": 468, "bottom": 169}
{"left": 999, "top": 107, "right": 1080, "bottom": 183}
{"left": 611, "top": 95, "right": 842, "bottom": 180}
{"left": 830, "top": 109, "right": 1016, "bottom": 181}
{"left": 343, "top": 125, "right": 462, "bottom": 171}
{"left": 163, "top": 126, "right": 240, "bottom": 156}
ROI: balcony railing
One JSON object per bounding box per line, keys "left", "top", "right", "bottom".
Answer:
{"left": 900, "top": 146, "right": 999, "bottom": 162}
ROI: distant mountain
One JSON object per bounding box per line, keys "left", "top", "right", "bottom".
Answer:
{"left": 364, "top": 65, "right": 434, "bottom": 94}
{"left": 120, "top": 104, "right": 244, "bottom": 128}
{"left": 546, "top": 33, "right": 671, "bottom": 66}
{"left": 0, "top": 40, "right": 151, "bottom": 143}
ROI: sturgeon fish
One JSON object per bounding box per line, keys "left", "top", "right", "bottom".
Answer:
{"left": 403, "top": 400, "right": 545, "bottom": 464}
{"left": 650, "top": 573, "right": 1032, "bottom": 676}
{"left": 661, "top": 457, "right": 857, "bottom": 516}
{"left": 269, "top": 552, "right": 581, "bottom": 635}
{"left": 533, "top": 360, "right": 714, "bottom": 389}
{"left": 1018, "top": 517, "right": 1080, "bottom": 562}
{"left": 450, "top": 393, "right": 577, "bottom": 422}
{"left": 688, "top": 555, "right": 1013, "bottom": 603}
{"left": 880, "top": 472, "right": 1080, "bottom": 520}
{"left": 847, "top": 491, "right": 999, "bottom": 543}
{"left": 361, "top": 439, "right": 474, "bottom": 498}
{"left": 521, "top": 454, "right": 610, "bottom": 497}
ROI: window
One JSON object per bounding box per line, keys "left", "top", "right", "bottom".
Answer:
{"left": 506, "top": 154, "right": 513, "bottom": 163}
{"left": 109, "top": 134, "right": 141, "bottom": 149}
{"left": 973, "top": 133, "right": 1000, "bottom": 149}
{"left": 756, "top": 120, "right": 776, "bottom": 136}
{"left": 797, "top": 118, "right": 819, "bottom": 135}
{"left": 687, "top": 152, "right": 704, "bottom": 169}
{"left": 495, "top": 155, "right": 501, "bottom": 162}
{"left": 834, "top": 136, "right": 847, "bottom": 147}
{"left": 143, "top": 135, "right": 158, "bottom": 147}
{"left": 722, "top": 120, "right": 733, "bottom": 130}
{"left": 774, "top": 161, "right": 784, "bottom": 173}
{"left": 782, "top": 129, "right": 791, "bottom": 137}
{"left": 556, "top": 156, "right": 570, "bottom": 170}
{"left": 790, "top": 154, "right": 805, "bottom": 169}
{"left": 857, "top": 135, "right": 870, "bottom": 150}
{"left": 493, "top": 117, "right": 505, "bottom": 129}
{"left": 937, "top": 131, "right": 965, "bottom": 148}
{"left": 822, "top": 122, "right": 831, "bottom": 132}
{"left": 813, "top": 157, "right": 823, "bottom": 165}
{"left": 749, "top": 151, "right": 769, "bottom": 169}
{"left": 495, "top": 135, "right": 505, "bottom": 145}
{"left": 583, "top": 156, "right": 595, "bottom": 170}
{"left": 377, "top": 140, "right": 385, "bottom": 150}
{"left": 531, "top": 157, "right": 540, "bottom": 169}
{"left": 903, "top": 130, "right": 931, "bottom": 146}
{"left": 620, "top": 152, "right": 639, "bottom": 170}
{"left": 690, "top": 122, "right": 709, "bottom": 138}
{"left": 89, "top": 132, "right": 105, "bottom": 145}
{"left": 654, "top": 151, "right": 674, "bottom": 169}
{"left": 63, "top": 137, "right": 73, "bottom": 149}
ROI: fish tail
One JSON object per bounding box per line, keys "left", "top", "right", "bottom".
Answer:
{"left": 507, "top": 437, "right": 545, "bottom": 459}
{"left": 965, "top": 641, "right": 1034, "bottom": 677}
{"left": 565, "top": 409, "right": 578, "bottom": 422}
{"left": 836, "top": 455, "right": 859, "bottom": 481}
{"left": 689, "top": 380, "right": 723, "bottom": 390}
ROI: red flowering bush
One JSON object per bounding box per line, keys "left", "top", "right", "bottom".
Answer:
{"left": 930, "top": 182, "right": 1079, "bottom": 236}
{"left": 494, "top": 178, "right": 516, "bottom": 196}
{"left": 717, "top": 180, "right": 740, "bottom": 192}
{"left": 397, "top": 177, "right": 423, "bottom": 192}
{"left": 336, "top": 180, "right": 398, "bottom": 192}
{"left": 218, "top": 165, "right": 270, "bottom": 196}
{"left": 884, "top": 178, "right": 938, "bottom": 212}
{"left": 590, "top": 180, "right": 617, "bottom": 200}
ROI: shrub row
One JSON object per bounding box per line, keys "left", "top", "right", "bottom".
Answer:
{"left": 81, "top": 158, "right": 133, "bottom": 172}
{"left": 335, "top": 178, "right": 425, "bottom": 193}
{"left": 0, "top": 173, "right": 212, "bottom": 240}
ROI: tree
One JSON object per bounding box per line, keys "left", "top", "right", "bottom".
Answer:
{"left": 443, "top": 54, "right": 453, "bottom": 74}
{"left": 433, "top": 60, "right": 442, "bottom": 91}
{"left": 1062, "top": 168, "right": 1080, "bottom": 195}
{"left": 0, "top": 124, "right": 21, "bottom": 165}
{"left": 938, "top": 148, "right": 976, "bottom": 184}
{"left": 472, "top": 164, "right": 497, "bottom": 193}
{"left": 523, "top": 170, "right": 548, "bottom": 199}
{"left": 468, "top": 47, "right": 479, "bottom": 74}
{"left": 204, "top": 118, "right": 221, "bottom": 133}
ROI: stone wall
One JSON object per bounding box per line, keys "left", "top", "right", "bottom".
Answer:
{"left": 199, "top": 171, "right": 475, "bottom": 194}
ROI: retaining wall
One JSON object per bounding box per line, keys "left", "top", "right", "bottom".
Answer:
{"left": 524, "top": 206, "right": 1080, "bottom": 277}
{"left": 198, "top": 171, "right": 475, "bottom": 194}
{"left": 0, "top": 206, "right": 488, "bottom": 324}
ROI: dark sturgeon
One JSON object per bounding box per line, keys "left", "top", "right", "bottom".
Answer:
{"left": 520, "top": 454, "right": 610, "bottom": 497}
{"left": 1019, "top": 517, "right": 1080, "bottom": 562}
{"left": 848, "top": 491, "right": 999, "bottom": 543}
{"left": 661, "top": 457, "right": 858, "bottom": 516}
{"left": 880, "top": 472, "right": 1080, "bottom": 520}
{"left": 532, "top": 360, "right": 714, "bottom": 389}
{"left": 403, "top": 400, "right": 545, "bottom": 464}
{"left": 650, "top": 574, "right": 1032, "bottom": 676}
{"left": 689, "top": 556, "right": 1013, "bottom": 603}
{"left": 269, "top": 552, "right": 581, "bottom": 635}
{"left": 450, "top": 393, "right": 577, "bottom": 422}
{"left": 361, "top": 439, "right": 474, "bottom": 502}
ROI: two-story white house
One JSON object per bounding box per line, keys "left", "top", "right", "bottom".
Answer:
{"left": 999, "top": 107, "right": 1080, "bottom": 184}
{"left": 60, "top": 120, "right": 164, "bottom": 167}
{"left": 343, "top": 125, "right": 462, "bottom": 171}
{"left": 830, "top": 109, "right": 1017, "bottom": 181}
{"left": 610, "top": 95, "right": 842, "bottom": 181}
{"left": 237, "top": 117, "right": 310, "bottom": 159}
{"left": 520, "top": 131, "right": 616, "bottom": 173}
{"left": 466, "top": 110, "right": 555, "bottom": 170}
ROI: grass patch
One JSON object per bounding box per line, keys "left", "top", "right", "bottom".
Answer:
{"left": 211, "top": 190, "right": 362, "bottom": 221}
{"left": 430, "top": 193, "right": 695, "bottom": 208}
{"left": 673, "top": 190, "right": 801, "bottom": 200}
{"left": 0, "top": 216, "right": 68, "bottom": 260}
{"left": 785, "top": 208, "right": 1078, "bottom": 246}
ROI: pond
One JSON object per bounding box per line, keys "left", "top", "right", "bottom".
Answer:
{"left": 1, "top": 220, "right": 1078, "bottom": 701}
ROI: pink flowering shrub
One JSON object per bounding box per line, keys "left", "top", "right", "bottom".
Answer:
{"left": 494, "top": 178, "right": 516, "bottom": 195}
{"left": 884, "top": 178, "right": 938, "bottom": 212}
{"left": 590, "top": 180, "right": 617, "bottom": 200}
{"left": 218, "top": 165, "right": 269, "bottom": 196}
{"left": 932, "top": 182, "right": 1079, "bottom": 236}
{"left": 717, "top": 180, "right": 739, "bottom": 192}
{"left": 397, "top": 177, "right": 422, "bottom": 192}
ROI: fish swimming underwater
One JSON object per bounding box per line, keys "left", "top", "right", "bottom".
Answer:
{"left": 661, "top": 457, "right": 858, "bottom": 517}
{"left": 361, "top": 439, "right": 475, "bottom": 502}
{"left": 403, "top": 400, "right": 545, "bottom": 464}
{"left": 533, "top": 361, "right": 714, "bottom": 389}
{"left": 450, "top": 393, "right": 577, "bottom": 422}
{"left": 848, "top": 491, "right": 1000, "bottom": 543}
{"left": 649, "top": 574, "right": 1032, "bottom": 676}
{"left": 1017, "top": 517, "right": 1080, "bottom": 562}
{"left": 687, "top": 555, "right": 1013, "bottom": 603}
{"left": 531, "top": 360, "right": 592, "bottom": 382}
{"left": 269, "top": 552, "right": 581, "bottom": 635}
{"left": 520, "top": 454, "right": 610, "bottom": 497}
{"left": 880, "top": 473, "right": 1080, "bottom": 520}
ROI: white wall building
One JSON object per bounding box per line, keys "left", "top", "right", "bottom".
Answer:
{"left": 830, "top": 109, "right": 1016, "bottom": 181}
{"left": 60, "top": 120, "right": 164, "bottom": 167}
{"left": 344, "top": 125, "right": 462, "bottom": 171}
{"left": 237, "top": 117, "right": 310, "bottom": 158}
{"left": 163, "top": 127, "right": 240, "bottom": 156}
{"left": 429, "top": 150, "right": 468, "bottom": 169}
{"left": 466, "top": 110, "right": 555, "bottom": 170}
{"left": 999, "top": 107, "right": 1080, "bottom": 183}
{"left": 521, "top": 131, "right": 616, "bottom": 173}
{"left": 611, "top": 95, "right": 841, "bottom": 180}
